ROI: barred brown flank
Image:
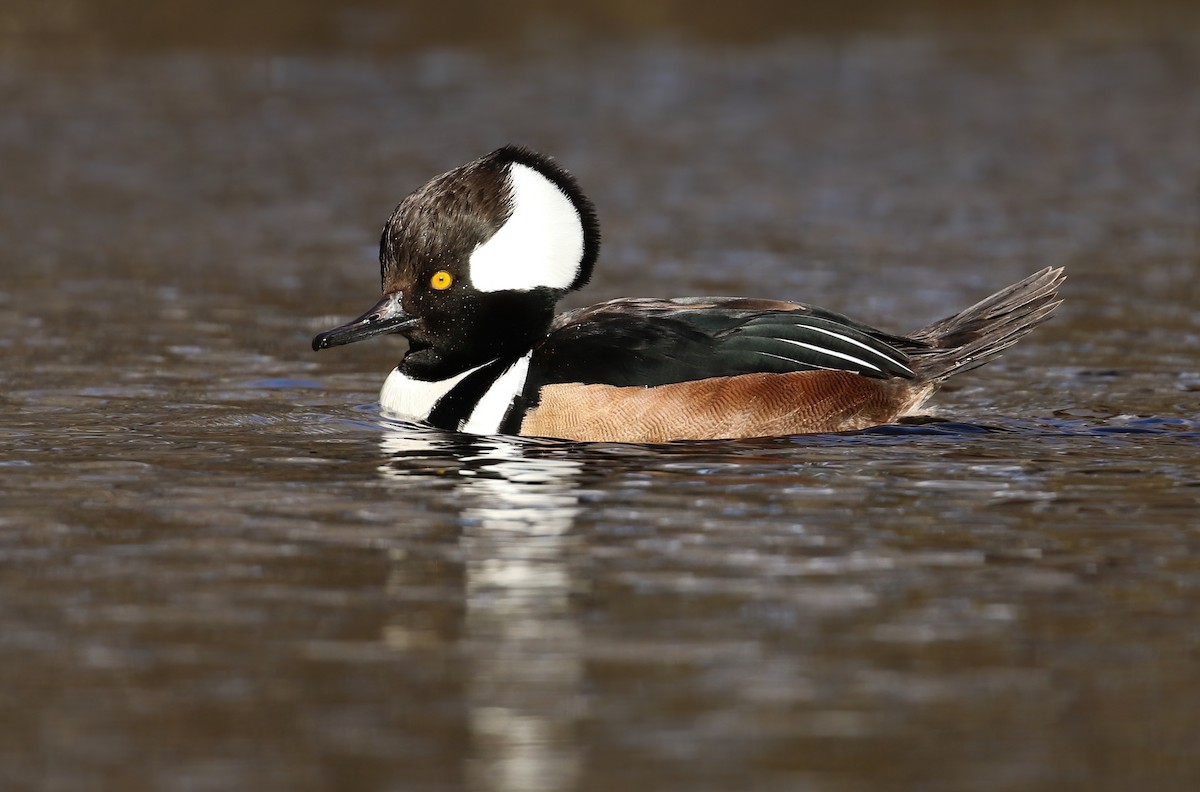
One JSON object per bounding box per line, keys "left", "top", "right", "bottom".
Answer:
{"left": 521, "top": 371, "right": 935, "bottom": 443}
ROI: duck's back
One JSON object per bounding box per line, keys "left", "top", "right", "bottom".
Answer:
{"left": 510, "top": 297, "right": 928, "bottom": 442}
{"left": 531, "top": 297, "right": 918, "bottom": 384}
{"left": 512, "top": 268, "right": 1063, "bottom": 443}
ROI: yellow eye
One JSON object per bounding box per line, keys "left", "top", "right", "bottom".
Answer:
{"left": 430, "top": 270, "right": 453, "bottom": 290}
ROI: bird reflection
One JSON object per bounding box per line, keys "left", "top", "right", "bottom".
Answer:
{"left": 377, "top": 422, "right": 584, "bottom": 792}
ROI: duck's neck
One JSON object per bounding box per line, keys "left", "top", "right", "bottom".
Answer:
{"left": 400, "top": 290, "right": 559, "bottom": 382}
{"left": 383, "top": 351, "right": 534, "bottom": 435}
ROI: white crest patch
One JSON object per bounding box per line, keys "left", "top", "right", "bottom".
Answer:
{"left": 461, "top": 352, "right": 532, "bottom": 434}
{"left": 379, "top": 362, "right": 487, "bottom": 422}
{"left": 468, "top": 163, "right": 583, "bottom": 293}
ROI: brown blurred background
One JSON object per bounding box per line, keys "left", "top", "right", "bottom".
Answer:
{"left": 4, "top": 0, "right": 1199, "bottom": 53}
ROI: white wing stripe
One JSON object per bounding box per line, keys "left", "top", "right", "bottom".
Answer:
{"left": 754, "top": 351, "right": 838, "bottom": 371}
{"left": 800, "top": 325, "right": 913, "bottom": 374}
{"left": 776, "top": 339, "right": 884, "bottom": 372}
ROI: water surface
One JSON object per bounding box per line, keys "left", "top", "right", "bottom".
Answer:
{"left": 2, "top": 10, "right": 1199, "bottom": 791}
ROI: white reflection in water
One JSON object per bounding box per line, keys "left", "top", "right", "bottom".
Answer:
{"left": 379, "top": 427, "right": 583, "bottom": 792}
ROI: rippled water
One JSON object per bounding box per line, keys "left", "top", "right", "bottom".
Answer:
{"left": 2, "top": 10, "right": 1199, "bottom": 791}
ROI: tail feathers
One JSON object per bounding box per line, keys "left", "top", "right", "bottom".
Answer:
{"left": 905, "top": 267, "right": 1065, "bottom": 382}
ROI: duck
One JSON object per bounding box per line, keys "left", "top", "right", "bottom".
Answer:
{"left": 313, "top": 145, "right": 1064, "bottom": 443}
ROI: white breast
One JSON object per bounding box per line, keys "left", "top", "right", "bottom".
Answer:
{"left": 379, "top": 352, "right": 533, "bottom": 435}
{"left": 379, "top": 363, "right": 486, "bottom": 422}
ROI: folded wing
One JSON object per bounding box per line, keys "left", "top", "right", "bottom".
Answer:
{"left": 530, "top": 297, "right": 919, "bottom": 389}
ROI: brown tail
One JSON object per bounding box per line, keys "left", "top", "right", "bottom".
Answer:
{"left": 903, "top": 267, "right": 1065, "bottom": 382}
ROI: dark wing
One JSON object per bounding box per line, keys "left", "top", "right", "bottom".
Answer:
{"left": 529, "top": 297, "right": 920, "bottom": 388}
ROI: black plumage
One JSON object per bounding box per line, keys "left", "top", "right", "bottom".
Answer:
{"left": 526, "top": 297, "right": 919, "bottom": 390}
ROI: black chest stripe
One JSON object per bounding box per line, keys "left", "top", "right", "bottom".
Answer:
{"left": 426, "top": 358, "right": 514, "bottom": 431}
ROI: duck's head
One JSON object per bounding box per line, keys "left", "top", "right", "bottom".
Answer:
{"left": 312, "top": 146, "right": 599, "bottom": 380}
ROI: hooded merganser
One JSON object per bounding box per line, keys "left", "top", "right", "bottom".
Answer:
{"left": 313, "top": 146, "right": 1064, "bottom": 443}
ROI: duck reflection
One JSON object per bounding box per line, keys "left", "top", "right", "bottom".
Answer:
{"left": 377, "top": 422, "right": 584, "bottom": 792}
